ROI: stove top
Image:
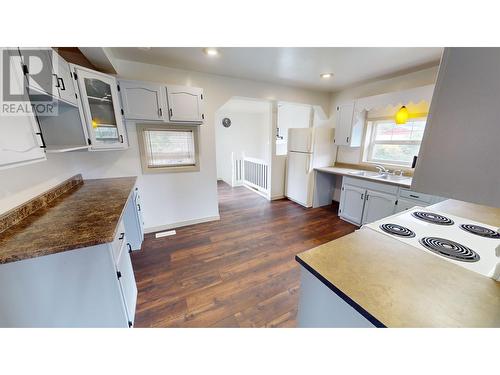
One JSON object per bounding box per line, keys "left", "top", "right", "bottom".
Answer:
{"left": 363, "top": 207, "right": 500, "bottom": 281}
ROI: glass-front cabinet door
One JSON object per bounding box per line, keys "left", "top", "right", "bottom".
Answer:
{"left": 73, "top": 66, "right": 127, "bottom": 150}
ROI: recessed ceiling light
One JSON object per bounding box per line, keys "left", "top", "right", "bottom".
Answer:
{"left": 320, "top": 73, "right": 333, "bottom": 79}
{"left": 203, "top": 48, "right": 219, "bottom": 56}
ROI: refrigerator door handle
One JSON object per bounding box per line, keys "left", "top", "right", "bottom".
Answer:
{"left": 305, "top": 154, "right": 310, "bottom": 174}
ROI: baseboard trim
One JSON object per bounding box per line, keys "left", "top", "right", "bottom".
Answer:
{"left": 271, "top": 195, "right": 285, "bottom": 201}
{"left": 144, "top": 215, "right": 220, "bottom": 234}
{"left": 242, "top": 184, "right": 270, "bottom": 200}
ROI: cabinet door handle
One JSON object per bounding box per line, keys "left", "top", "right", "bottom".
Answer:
{"left": 119, "top": 135, "right": 124, "bottom": 143}
{"left": 137, "top": 203, "right": 141, "bottom": 211}
{"left": 361, "top": 193, "right": 364, "bottom": 200}
{"left": 159, "top": 108, "right": 162, "bottom": 117}
{"left": 118, "top": 232, "right": 125, "bottom": 240}
{"left": 366, "top": 194, "right": 369, "bottom": 201}
{"left": 127, "top": 243, "right": 132, "bottom": 254}
{"left": 169, "top": 108, "right": 173, "bottom": 118}
{"left": 36, "top": 132, "right": 47, "bottom": 149}
{"left": 53, "top": 74, "right": 60, "bottom": 88}
{"left": 58, "top": 77, "right": 66, "bottom": 91}
{"left": 409, "top": 194, "right": 419, "bottom": 198}
{"left": 346, "top": 136, "right": 350, "bottom": 143}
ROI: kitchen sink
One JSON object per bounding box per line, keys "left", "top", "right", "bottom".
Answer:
{"left": 347, "top": 170, "right": 380, "bottom": 177}
{"left": 374, "top": 174, "right": 409, "bottom": 181}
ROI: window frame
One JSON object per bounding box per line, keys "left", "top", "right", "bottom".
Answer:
{"left": 136, "top": 123, "right": 200, "bottom": 174}
{"left": 362, "top": 114, "right": 427, "bottom": 168}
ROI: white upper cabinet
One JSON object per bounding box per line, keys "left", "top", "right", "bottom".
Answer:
{"left": 18, "top": 48, "right": 54, "bottom": 97}
{"left": 119, "top": 80, "right": 165, "bottom": 121}
{"left": 0, "top": 49, "right": 46, "bottom": 169}
{"left": 166, "top": 85, "right": 204, "bottom": 123}
{"left": 72, "top": 65, "right": 127, "bottom": 150}
{"left": 53, "top": 50, "right": 77, "bottom": 105}
{"left": 19, "top": 48, "right": 77, "bottom": 106}
{"left": 412, "top": 48, "right": 500, "bottom": 208}
{"left": 334, "top": 102, "right": 363, "bottom": 147}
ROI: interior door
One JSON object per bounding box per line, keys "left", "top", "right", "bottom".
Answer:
{"left": 286, "top": 151, "right": 312, "bottom": 207}
{"left": 74, "top": 66, "right": 127, "bottom": 149}
{"left": 166, "top": 85, "right": 203, "bottom": 122}
{"left": 362, "top": 189, "right": 397, "bottom": 224}
{"left": 0, "top": 49, "right": 46, "bottom": 169}
{"left": 288, "top": 128, "right": 313, "bottom": 153}
{"left": 339, "top": 184, "right": 365, "bottom": 225}
{"left": 120, "top": 81, "right": 164, "bottom": 120}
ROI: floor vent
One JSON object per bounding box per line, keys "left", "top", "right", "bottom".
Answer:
{"left": 155, "top": 230, "right": 176, "bottom": 238}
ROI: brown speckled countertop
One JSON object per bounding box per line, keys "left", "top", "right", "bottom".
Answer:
{"left": 0, "top": 177, "right": 137, "bottom": 264}
{"left": 296, "top": 199, "right": 500, "bottom": 327}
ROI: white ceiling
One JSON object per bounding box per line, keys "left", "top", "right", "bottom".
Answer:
{"left": 108, "top": 47, "right": 443, "bottom": 92}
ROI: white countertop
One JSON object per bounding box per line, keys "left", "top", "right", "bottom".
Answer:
{"left": 315, "top": 166, "right": 413, "bottom": 188}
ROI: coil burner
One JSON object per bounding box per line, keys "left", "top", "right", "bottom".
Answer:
{"left": 411, "top": 211, "right": 454, "bottom": 226}
{"left": 459, "top": 224, "right": 500, "bottom": 239}
{"left": 419, "top": 237, "right": 480, "bottom": 262}
{"left": 379, "top": 223, "right": 416, "bottom": 238}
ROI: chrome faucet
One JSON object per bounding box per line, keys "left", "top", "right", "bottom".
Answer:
{"left": 375, "top": 165, "right": 389, "bottom": 174}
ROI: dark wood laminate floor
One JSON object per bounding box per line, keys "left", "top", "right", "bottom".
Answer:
{"left": 131, "top": 181, "right": 357, "bottom": 327}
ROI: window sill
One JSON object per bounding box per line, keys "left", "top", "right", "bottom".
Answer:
{"left": 142, "top": 165, "right": 200, "bottom": 174}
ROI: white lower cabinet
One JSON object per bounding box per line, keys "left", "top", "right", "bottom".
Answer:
{"left": 339, "top": 184, "right": 366, "bottom": 225}
{"left": 117, "top": 243, "right": 137, "bottom": 327}
{"left": 362, "top": 190, "right": 397, "bottom": 225}
{"left": 339, "top": 176, "right": 444, "bottom": 225}
{"left": 394, "top": 197, "right": 421, "bottom": 213}
{"left": 0, "top": 193, "right": 142, "bottom": 327}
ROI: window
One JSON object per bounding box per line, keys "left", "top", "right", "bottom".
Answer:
{"left": 137, "top": 124, "right": 200, "bottom": 173}
{"left": 363, "top": 117, "right": 426, "bottom": 167}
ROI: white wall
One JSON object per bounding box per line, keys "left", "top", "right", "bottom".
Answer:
{"left": 330, "top": 66, "right": 439, "bottom": 165}
{"left": 215, "top": 102, "right": 271, "bottom": 185}
{"left": 0, "top": 59, "right": 331, "bottom": 232}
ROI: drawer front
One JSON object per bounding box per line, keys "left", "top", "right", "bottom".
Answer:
{"left": 343, "top": 176, "right": 399, "bottom": 195}
{"left": 399, "top": 189, "right": 434, "bottom": 203}
{"left": 111, "top": 220, "right": 126, "bottom": 263}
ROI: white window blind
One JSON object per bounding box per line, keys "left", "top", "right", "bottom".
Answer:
{"left": 143, "top": 129, "right": 196, "bottom": 168}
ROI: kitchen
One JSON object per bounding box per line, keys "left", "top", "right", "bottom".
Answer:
{"left": 0, "top": 6, "right": 499, "bottom": 371}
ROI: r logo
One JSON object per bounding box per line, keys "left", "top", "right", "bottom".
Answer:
{"left": 2, "top": 48, "right": 56, "bottom": 102}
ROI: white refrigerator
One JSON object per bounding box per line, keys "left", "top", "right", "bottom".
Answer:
{"left": 285, "top": 127, "right": 336, "bottom": 207}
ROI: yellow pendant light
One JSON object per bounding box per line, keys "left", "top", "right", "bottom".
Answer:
{"left": 395, "top": 106, "right": 409, "bottom": 125}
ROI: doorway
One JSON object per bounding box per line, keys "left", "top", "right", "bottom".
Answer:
{"left": 215, "top": 97, "right": 273, "bottom": 200}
